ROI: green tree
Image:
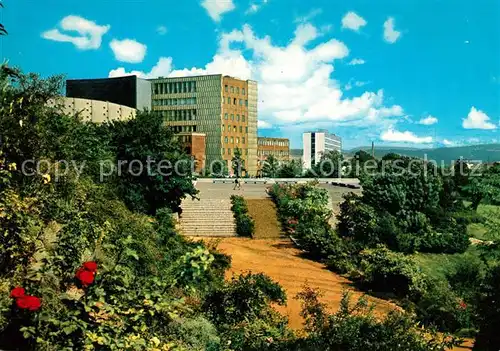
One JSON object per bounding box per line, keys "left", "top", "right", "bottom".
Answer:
{"left": 261, "top": 155, "right": 280, "bottom": 178}
{"left": 278, "top": 159, "right": 302, "bottom": 178}
{"left": 105, "top": 110, "right": 198, "bottom": 215}
{"left": 462, "top": 164, "right": 500, "bottom": 211}
{"left": 231, "top": 147, "right": 245, "bottom": 177}
{"left": 312, "top": 150, "right": 343, "bottom": 178}
{"left": 474, "top": 265, "right": 500, "bottom": 350}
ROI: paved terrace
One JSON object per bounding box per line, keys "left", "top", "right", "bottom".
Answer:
{"left": 193, "top": 178, "right": 361, "bottom": 200}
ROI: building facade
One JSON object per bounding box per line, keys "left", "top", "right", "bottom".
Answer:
{"left": 302, "top": 131, "right": 342, "bottom": 169}
{"left": 257, "top": 137, "right": 290, "bottom": 160}
{"left": 150, "top": 75, "right": 258, "bottom": 176}
{"left": 47, "top": 97, "right": 136, "bottom": 123}
{"left": 66, "top": 74, "right": 258, "bottom": 176}
{"left": 66, "top": 76, "right": 151, "bottom": 111}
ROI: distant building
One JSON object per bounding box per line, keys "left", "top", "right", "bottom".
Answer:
{"left": 257, "top": 137, "right": 290, "bottom": 175}
{"left": 257, "top": 137, "right": 290, "bottom": 161}
{"left": 302, "top": 130, "right": 342, "bottom": 169}
{"left": 151, "top": 75, "right": 258, "bottom": 176}
{"left": 66, "top": 74, "right": 259, "bottom": 176}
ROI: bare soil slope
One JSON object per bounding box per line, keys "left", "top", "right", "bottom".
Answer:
{"left": 246, "top": 199, "right": 283, "bottom": 239}
{"left": 213, "top": 237, "right": 398, "bottom": 329}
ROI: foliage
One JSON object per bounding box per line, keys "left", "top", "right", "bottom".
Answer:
{"left": 105, "top": 111, "right": 198, "bottom": 215}
{"left": 231, "top": 147, "right": 245, "bottom": 177}
{"left": 230, "top": 195, "right": 255, "bottom": 237}
{"left": 459, "top": 163, "right": 500, "bottom": 211}
{"left": 277, "top": 159, "right": 302, "bottom": 178}
{"left": 474, "top": 264, "right": 500, "bottom": 350}
{"left": 307, "top": 150, "right": 343, "bottom": 178}
{"left": 291, "top": 288, "right": 461, "bottom": 351}
{"left": 261, "top": 155, "right": 280, "bottom": 178}
{"left": 203, "top": 273, "right": 293, "bottom": 351}
{"left": 338, "top": 160, "right": 470, "bottom": 254}
{"left": 0, "top": 66, "right": 233, "bottom": 350}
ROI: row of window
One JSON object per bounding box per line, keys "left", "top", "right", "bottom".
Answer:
{"left": 223, "top": 125, "right": 248, "bottom": 133}
{"left": 159, "top": 109, "right": 197, "bottom": 121}
{"left": 224, "top": 136, "right": 246, "bottom": 144}
{"left": 258, "top": 139, "right": 289, "bottom": 147}
{"left": 258, "top": 150, "right": 289, "bottom": 156}
{"left": 152, "top": 97, "right": 197, "bottom": 106}
{"left": 153, "top": 81, "right": 197, "bottom": 95}
{"left": 224, "top": 113, "right": 246, "bottom": 122}
{"left": 170, "top": 125, "right": 197, "bottom": 133}
{"left": 224, "top": 97, "right": 248, "bottom": 106}
{"left": 222, "top": 148, "right": 249, "bottom": 156}
{"left": 224, "top": 85, "right": 245, "bottom": 95}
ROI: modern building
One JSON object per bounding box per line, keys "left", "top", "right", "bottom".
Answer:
{"left": 257, "top": 137, "right": 290, "bottom": 176}
{"left": 66, "top": 74, "right": 259, "bottom": 176}
{"left": 47, "top": 97, "right": 136, "bottom": 123}
{"left": 150, "top": 75, "right": 258, "bottom": 176}
{"left": 257, "top": 137, "right": 290, "bottom": 160}
{"left": 302, "top": 130, "right": 342, "bottom": 169}
{"left": 66, "top": 76, "right": 152, "bottom": 111}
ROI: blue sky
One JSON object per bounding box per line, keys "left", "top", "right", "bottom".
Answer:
{"left": 1, "top": 0, "right": 499, "bottom": 149}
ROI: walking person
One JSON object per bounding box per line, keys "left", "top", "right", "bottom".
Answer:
{"left": 233, "top": 177, "right": 241, "bottom": 190}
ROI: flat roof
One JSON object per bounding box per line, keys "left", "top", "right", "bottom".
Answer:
{"left": 258, "top": 136, "right": 290, "bottom": 141}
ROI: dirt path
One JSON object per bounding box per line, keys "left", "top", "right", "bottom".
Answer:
{"left": 246, "top": 199, "right": 283, "bottom": 239}
{"left": 210, "top": 237, "right": 398, "bottom": 329}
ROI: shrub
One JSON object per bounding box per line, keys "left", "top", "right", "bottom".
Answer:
{"left": 230, "top": 195, "right": 255, "bottom": 237}
{"left": 474, "top": 264, "right": 500, "bottom": 350}
{"left": 356, "top": 246, "right": 427, "bottom": 299}
{"left": 292, "top": 288, "right": 462, "bottom": 351}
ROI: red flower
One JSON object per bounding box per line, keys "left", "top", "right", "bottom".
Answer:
{"left": 76, "top": 268, "right": 95, "bottom": 286}
{"left": 83, "top": 261, "right": 98, "bottom": 272}
{"left": 16, "top": 295, "right": 42, "bottom": 311}
{"left": 459, "top": 301, "right": 467, "bottom": 309}
{"left": 10, "top": 287, "right": 25, "bottom": 299}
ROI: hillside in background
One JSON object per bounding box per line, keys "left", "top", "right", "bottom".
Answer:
{"left": 348, "top": 144, "right": 500, "bottom": 164}
{"left": 291, "top": 144, "right": 500, "bottom": 164}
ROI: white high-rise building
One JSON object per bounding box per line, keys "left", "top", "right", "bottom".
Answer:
{"left": 303, "top": 130, "right": 342, "bottom": 169}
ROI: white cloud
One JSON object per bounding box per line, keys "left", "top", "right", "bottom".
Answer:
{"left": 418, "top": 115, "right": 438, "bottom": 125}
{"left": 109, "top": 23, "right": 404, "bottom": 129}
{"left": 383, "top": 17, "right": 401, "bottom": 43}
{"left": 345, "top": 79, "right": 369, "bottom": 91}
{"left": 258, "top": 120, "right": 272, "bottom": 129}
{"left": 110, "top": 39, "right": 147, "bottom": 63}
{"left": 442, "top": 139, "right": 454, "bottom": 146}
{"left": 462, "top": 107, "right": 497, "bottom": 129}
{"left": 201, "top": 0, "right": 235, "bottom": 22}
{"left": 42, "top": 15, "right": 110, "bottom": 50}
{"left": 381, "top": 128, "right": 433, "bottom": 144}
{"left": 348, "top": 58, "right": 365, "bottom": 65}
{"left": 109, "top": 57, "right": 174, "bottom": 78}
{"left": 295, "top": 8, "right": 323, "bottom": 23}
{"left": 341, "top": 12, "right": 367, "bottom": 31}
{"left": 157, "top": 26, "right": 168, "bottom": 35}
{"left": 246, "top": 0, "right": 268, "bottom": 15}
{"left": 292, "top": 23, "right": 319, "bottom": 46}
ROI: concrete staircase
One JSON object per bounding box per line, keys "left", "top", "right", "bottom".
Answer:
{"left": 179, "top": 198, "right": 237, "bottom": 237}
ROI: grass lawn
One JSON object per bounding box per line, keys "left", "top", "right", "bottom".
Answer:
{"left": 414, "top": 204, "right": 500, "bottom": 281}
{"left": 468, "top": 204, "right": 500, "bottom": 241}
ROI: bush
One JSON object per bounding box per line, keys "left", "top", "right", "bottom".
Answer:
{"left": 474, "top": 264, "right": 500, "bottom": 350}
{"left": 230, "top": 195, "right": 255, "bottom": 237}
{"left": 291, "top": 288, "right": 461, "bottom": 351}
{"left": 356, "top": 246, "right": 427, "bottom": 299}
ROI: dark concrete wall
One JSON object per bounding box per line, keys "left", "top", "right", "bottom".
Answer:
{"left": 66, "top": 76, "right": 144, "bottom": 109}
